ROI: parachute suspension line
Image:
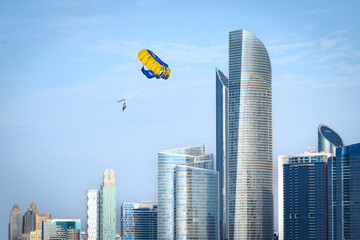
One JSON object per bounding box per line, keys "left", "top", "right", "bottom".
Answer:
{"left": 124, "top": 76, "right": 144, "bottom": 100}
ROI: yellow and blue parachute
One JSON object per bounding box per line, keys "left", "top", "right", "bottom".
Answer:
{"left": 138, "top": 49, "right": 170, "bottom": 80}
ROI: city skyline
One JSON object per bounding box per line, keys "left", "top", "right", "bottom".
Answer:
{"left": 1, "top": 0, "right": 360, "bottom": 236}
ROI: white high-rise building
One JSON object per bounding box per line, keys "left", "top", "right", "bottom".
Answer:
{"left": 86, "top": 190, "right": 99, "bottom": 240}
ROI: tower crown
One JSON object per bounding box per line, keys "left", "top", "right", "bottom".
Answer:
{"left": 103, "top": 169, "right": 115, "bottom": 184}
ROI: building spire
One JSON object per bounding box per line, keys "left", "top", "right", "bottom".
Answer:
{"left": 28, "top": 201, "right": 39, "bottom": 214}
{"left": 11, "top": 203, "right": 21, "bottom": 213}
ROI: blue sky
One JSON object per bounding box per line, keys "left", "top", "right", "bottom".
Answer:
{"left": 1, "top": 0, "right": 360, "bottom": 233}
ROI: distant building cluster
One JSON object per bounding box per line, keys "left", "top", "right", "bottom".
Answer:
{"left": 8, "top": 29, "right": 360, "bottom": 240}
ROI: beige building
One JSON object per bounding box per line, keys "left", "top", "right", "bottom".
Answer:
{"left": 18, "top": 230, "right": 42, "bottom": 240}
{"left": 35, "top": 213, "right": 51, "bottom": 231}
{"left": 67, "top": 229, "right": 81, "bottom": 240}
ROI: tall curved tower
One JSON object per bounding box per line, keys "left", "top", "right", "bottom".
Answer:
{"left": 318, "top": 124, "right": 344, "bottom": 156}
{"left": 227, "top": 29, "right": 273, "bottom": 239}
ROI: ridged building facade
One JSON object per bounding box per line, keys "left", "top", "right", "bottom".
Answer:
{"left": 86, "top": 189, "right": 99, "bottom": 240}
{"left": 216, "top": 29, "right": 273, "bottom": 239}
{"left": 222, "top": 30, "right": 274, "bottom": 239}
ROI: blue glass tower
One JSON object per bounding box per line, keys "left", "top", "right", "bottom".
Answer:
{"left": 227, "top": 29, "right": 273, "bottom": 239}
{"left": 42, "top": 219, "right": 81, "bottom": 240}
{"left": 121, "top": 202, "right": 157, "bottom": 240}
{"left": 100, "top": 169, "right": 116, "bottom": 240}
{"left": 121, "top": 202, "right": 135, "bottom": 240}
{"left": 216, "top": 68, "right": 228, "bottom": 240}
{"left": 328, "top": 143, "right": 360, "bottom": 239}
{"left": 283, "top": 152, "right": 330, "bottom": 240}
{"left": 157, "top": 145, "right": 218, "bottom": 239}
{"left": 175, "top": 158, "right": 219, "bottom": 240}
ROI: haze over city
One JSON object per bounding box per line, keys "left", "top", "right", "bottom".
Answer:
{"left": 1, "top": 0, "right": 360, "bottom": 236}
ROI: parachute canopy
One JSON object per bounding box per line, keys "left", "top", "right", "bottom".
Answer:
{"left": 138, "top": 49, "right": 170, "bottom": 80}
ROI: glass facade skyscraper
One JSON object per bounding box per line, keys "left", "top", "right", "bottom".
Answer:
{"left": 282, "top": 151, "right": 331, "bottom": 240}
{"left": 86, "top": 189, "right": 99, "bottom": 240}
{"left": 121, "top": 202, "right": 157, "bottom": 240}
{"left": 318, "top": 124, "right": 344, "bottom": 156}
{"left": 328, "top": 143, "right": 360, "bottom": 239}
{"left": 9, "top": 203, "right": 22, "bottom": 240}
{"left": 121, "top": 202, "right": 135, "bottom": 240}
{"left": 226, "top": 29, "right": 273, "bottom": 239}
{"left": 99, "top": 169, "right": 116, "bottom": 240}
{"left": 175, "top": 159, "right": 219, "bottom": 240}
{"left": 157, "top": 145, "right": 218, "bottom": 240}
{"left": 23, "top": 202, "right": 39, "bottom": 234}
{"left": 216, "top": 68, "right": 228, "bottom": 240}
{"left": 42, "top": 219, "right": 81, "bottom": 240}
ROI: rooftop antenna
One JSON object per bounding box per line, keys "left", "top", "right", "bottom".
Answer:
{"left": 306, "top": 147, "right": 316, "bottom": 153}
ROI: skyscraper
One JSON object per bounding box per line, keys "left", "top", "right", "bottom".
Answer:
{"left": 121, "top": 202, "right": 135, "bottom": 240}
{"left": 225, "top": 29, "right": 273, "bottom": 239}
{"left": 157, "top": 145, "right": 219, "bottom": 239}
{"left": 86, "top": 190, "right": 99, "bottom": 240}
{"left": 216, "top": 68, "right": 228, "bottom": 240}
{"left": 282, "top": 151, "right": 331, "bottom": 240}
{"left": 23, "top": 202, "right": 38, "bottom": 234}
{"left": 9, "top": 203, "right": 22, "bottom": 240}
{"left": 42, "top": 219, "right": 81, "bottom": 240}
{"left": 318, "top": 124, "right": 344, "bottom": 156}
{"left": 99, "top": 169, "right": 116, "bottom": 240}
{"left": 328, "top": 143, "right": 360, "bottom": 239}
{"left": 121, "top": 202, "right": 157, "bottom": 239}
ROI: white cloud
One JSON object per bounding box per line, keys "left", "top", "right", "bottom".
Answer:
{"left": 270, "top": 30, "right": 360, "bottom": 89}
{"left": 330, "top": 29, "right": 350, "bottom": 35}
{"left": 267, "top": 41, "right": 314, "bottom": 52}
{"left": 134, "top": 0, "right": 165, "bottom": 6}
{"left": 40, "top": 0, "right": 109, "bottom": 7}
{"left": 320, "top": 37, "right": 349, "bottom": 50}
{"left": 46, "top": 16, "right": 110, "bottom": 28}
{"left": 271, "top": 54, "right": 306, "bottom": 65}
{"left": 303, "top": 25, "right": 316, "bottom": 30}
{"left": 297, "top": 8, "right": 330, "bottom": 16}
{"left": 87, "top": 39, "right": 142, "bottom": 55}
{"left": 151, "top": 41, "right": 227, "bottom": 65}
{"left": 314, "top": 52, "right": 347, "bottom": 62}
{"left": 86, "top": 39, "right": 227, "bottom": 66}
